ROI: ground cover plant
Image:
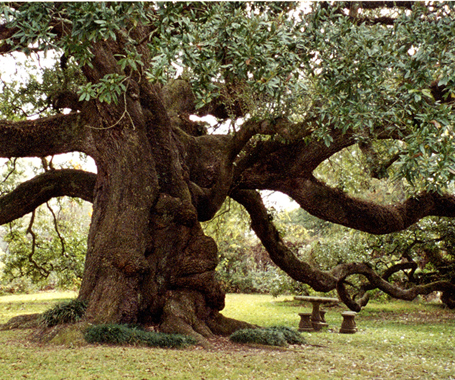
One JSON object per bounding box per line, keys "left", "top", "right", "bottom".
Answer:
{"left": 1, "top": 292, "right": 454, "bottom": 379}
{"left": 41, "top": 299, "right": 87, "bottom": 327}
{"left": 84, "top": 324, "right": 197, "bottom": 348}
{"left": 229, "top": 326, "right": 306, "bottom": 347}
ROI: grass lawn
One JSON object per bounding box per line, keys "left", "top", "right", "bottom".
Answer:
{"left": 1, "top": 291, "right": 454, "bottom": 379}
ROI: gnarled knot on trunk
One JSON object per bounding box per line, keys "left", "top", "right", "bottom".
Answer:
{"left": 154, "top": 193, "right": 197, "bottom": 227}
{"left": 111, "top": 249, "right": 149, "bottom": 276}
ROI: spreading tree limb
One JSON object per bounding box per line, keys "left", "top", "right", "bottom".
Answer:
{"left": 277, "top": 175, "right": 455, "bottom": 234}
{"left": 0, "top": 169, "right": 96, "bottom": 225}
{"left": 232, "top": 188, "right": 455, "bottom": 311}
{"left": 0, "top": 113, "right": 90, "bottom": 158}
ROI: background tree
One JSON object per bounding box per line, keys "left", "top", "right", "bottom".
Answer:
{"left": 0, "top": 156, "right": 91, "bottom": 292}
{"left": 1, "top": 2, "right": 455, "bottom": 341}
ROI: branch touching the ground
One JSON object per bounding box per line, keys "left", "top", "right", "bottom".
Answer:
{"left": 332, "top": 262, "right": 455, "bottom": 311}
{"left": 0, "top": 169, "right": 96, "bottom": 225}
{"left": 232, "top": 188, "right": 455, "bottom": 311}
{"left": 231, "top": 189, "right": 338, "bottom": 291}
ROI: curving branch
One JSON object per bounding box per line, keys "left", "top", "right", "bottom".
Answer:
{"left": 0, "top": 113, "right": 90, "bottom": 158}
{"left": 25, "top": 210, "right": 51, "bottom": 278}
{"left": 332, "top": 262, "right": 455, "bottom": 311}
{"left": 46, "top": 201, "right": 66, "bottom": 257}
{"left": 233, "top": 125, "right": 357, "bottom": 190}
{"left": 231, "top": 188, "right": 455, "bottom": 311}
{"left": 0, "top": 169, "right": 96, "bottom": 225}
{"left": 277, "top": 175, "right": 455, "bottom": 234}
{"left": 231, "top": 189, "right": 338, "bottom": 291}
{"left": 230, "top": 118, "right": 315, "bottom": 163}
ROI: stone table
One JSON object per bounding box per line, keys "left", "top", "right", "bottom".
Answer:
{"left": 294, "top": 296, "right": 339, "bottom": 331}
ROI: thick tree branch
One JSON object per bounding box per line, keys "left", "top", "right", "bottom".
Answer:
{"left": 233, "top": 126, "right": 356, "bottom": 190}
{"left": 230, "top": 118, "right": 314, "bottom": 163}
{"left": 0, "top": 169, "right": 96, "bottom": 225}
{"left": 232, "top": 188, "right": 455, "bottom": 311}
{"left": 0, "top": 113, "right": 89, "bottom": 158}
{"left": 277, "top": 175, "right": 455, "bottom": 234}
{"left": 183, "top": 134, "right": 234, "bottom": 221}
{"left": 231, "top": 189, "right": 338, "bottom": 291}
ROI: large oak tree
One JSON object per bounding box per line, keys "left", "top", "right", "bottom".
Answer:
{"left": 1, "top": 2, "right": 455, "bottom": 340}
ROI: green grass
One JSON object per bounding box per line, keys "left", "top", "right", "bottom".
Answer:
{"left": 1, "top": 292, "right": 454, "bottom": 379}
{"left": 0, "top": 291, "right": 77, "bottom": 324}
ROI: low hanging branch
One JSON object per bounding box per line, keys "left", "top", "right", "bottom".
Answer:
{"left": 333, "top": 262, "right": 455, "bottom": 311}
{"left": 232, "top": 189, "right": 455, "bottom": 311}
{"left": 0, "top": 169, "right": 96, "bottom": 225}
{"left": 231, "top": 189, "right": 338, "bottom": 291}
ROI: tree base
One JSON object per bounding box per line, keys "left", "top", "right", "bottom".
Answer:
{"left": 30, "top": 322, "right": 89, "bottom": 346}
{"left": 159, "top": 289, "right": 256, "bottom": 347}
{"left": 1, "top": 303, "right": 256, "bottom": 349}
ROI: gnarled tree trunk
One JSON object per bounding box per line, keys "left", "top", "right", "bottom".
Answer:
{"left": 73, "top": 48, "right": 250, "bottom": 340}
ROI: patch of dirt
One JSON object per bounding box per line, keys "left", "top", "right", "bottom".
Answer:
{"left": 191, "top": 336, "right": 306, "bottom": 353}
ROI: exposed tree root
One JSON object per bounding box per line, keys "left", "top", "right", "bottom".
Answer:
{"left": 160, "top": 289, "right": 256, "bottom": 347}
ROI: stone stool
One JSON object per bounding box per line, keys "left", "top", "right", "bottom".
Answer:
{"left": 340, "top": 311, "right": 357, "bottom": 334}
{"left": 298, "top": 312, "right": 314, "bottom": 332}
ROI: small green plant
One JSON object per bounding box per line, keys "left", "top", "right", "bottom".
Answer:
{"left": 84, "top": 324, "right": 197, "bottom": 348}
{"left": 266, "top": 326, "right": 307, "bottom": 345}
{"left": 229, "top": 326, "right": 305, "bottom": 347}
{"left": 40, "top": 299, "right": 87, "bottom": 327}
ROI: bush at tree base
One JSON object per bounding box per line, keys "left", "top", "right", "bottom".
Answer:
{"left": 229, "top": 326, "right": 306, "bottom": 347}
{"left": 84, "top": 324, "right": 197, "bottom": 348}
{"left": 40, "top": 299, "right": 88, "bottom": 327}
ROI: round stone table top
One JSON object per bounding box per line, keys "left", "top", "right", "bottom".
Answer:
{"left": 294, "top": 296, "right": 339, "bottom": 303}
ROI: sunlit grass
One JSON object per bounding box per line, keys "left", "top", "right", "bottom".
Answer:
{"left": 0, "top": 291, "right": 77, "bottom": 324}
{"left": 1, "top": 292, "right": 454, "bottom": 379}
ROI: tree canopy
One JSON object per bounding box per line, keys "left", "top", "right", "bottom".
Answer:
{"left": 1, "top": 2, "right": 455, "bottom": 339}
